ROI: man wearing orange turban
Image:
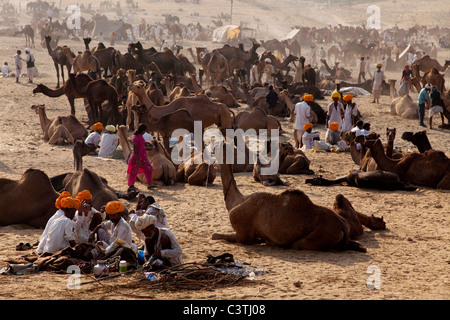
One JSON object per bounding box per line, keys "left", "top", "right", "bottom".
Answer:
{"left": 74, "top": 190, "right": 105, "bottom": 244}
{"left": 301, "top": 122, "right": 320, "bottom": 150}
{"left": 294, "top": 94, "right": 315, "bottom": 148}
{"left": 89, "top": 201, "right": 132, "bottom": 250}
{"left": 326, "top": 91, "right": 344, "bottom": 143}
{"left": 37, "top": 191, "right": 72, "bottom": 254}
{"left": 40, "top": 197, "right": 78, "bottom": 254}
{"left": 84, "top": 122, "right": 104, "bottom": 154}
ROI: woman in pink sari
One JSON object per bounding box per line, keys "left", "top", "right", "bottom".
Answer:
{"left": 127, "top": 123, "right": 155, "bottom": 189}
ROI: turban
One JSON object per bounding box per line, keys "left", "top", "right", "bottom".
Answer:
{"left": 135, "top": 214, "right": 157, "bottom": 231}
{"left": 92, "top": 122, "right": 103, "bottom": 131}
{"left": 303, "top": 123, "right": 313, "bottom": 131}
{"left": 105, "top": 201, "right": 125, "bottom": 215}
{"left": 76, "top": 190, "right": 93, "bottom": 201}
{"left": 105, "top": 125, "right": 116, "bottom": 133}
{"left": 303, "top": 94, "right": 314, "bottom": 102}
{"left": 60, "top": 197, "right": 81, "bottom": 210}
{"left": 55, "top": 191, "right": 71, "bottom": 209}
{"left": 331, "top": 91, "right": 341, "bottom": 99}
{"left": 343, "top": 94, "right": 353, "bottom": 102}
{"left": 330, "top": 122, "right": 339, "bottom": 131}
{"left": 376, "top": 63, "right": 382, "bottom": 68}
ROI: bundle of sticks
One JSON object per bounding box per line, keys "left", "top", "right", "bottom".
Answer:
{"left": 138, "top": 262, "right": 250, "bottom": 291}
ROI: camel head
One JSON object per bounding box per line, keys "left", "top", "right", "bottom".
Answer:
{"left": 279, "top": 142, "right": 295, "bottom": 157}
{"left": 31, "top": 104, "right": 44, "bottom": 114}
{"left": 386, "top": 128, "right": 396, "bottom": 143}
{"left": 355, "top": 133, "right": 380, "bottom": 147}
{"left": 32, "top": 84, "right": 45, "bottom": 95}
{"left": 128, "top": 80, "right": 146, "bottom": 93}
{"left": 131, "top": 104, "right": 147, "bottom": 114}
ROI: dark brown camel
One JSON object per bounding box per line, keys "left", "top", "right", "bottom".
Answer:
{"left": 45, "top": 36, "right": 73, "bottom": 88}
{"left": 401, "top": 131, "right": 432, "bottom": 153}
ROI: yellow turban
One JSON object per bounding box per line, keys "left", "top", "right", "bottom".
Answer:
{"left": 55, "top": 191, "right": 71, "bottom": 209}
{"left": 303, "top": 123, "right": 313, "bottom": 131}
{"left": 60, "top": 197, "right": 81, "bottom": 210}
{"left": 105, "top": 201, "right": 125, "bottom": 215}
{"left": 93, "top": 122, "right": 103, "bottom": 131}
{"left": 303, "top": 94, "right": 314, "bottom": 102}
{"left": 331, "top": 91, "right": 341, "bottom": 99}
{"left": 330, "top": 122, "right": 339, "bottom": 131}
{"left": 76, "top": 190, "right": 93, "bottom": 201}
{"left": 343, "top": 94, "right": 353, "bottom": 102}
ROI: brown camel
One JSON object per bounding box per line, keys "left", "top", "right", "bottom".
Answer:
{"left": 0, "top": 169, "right": 59, "bottom": 228}
{"left": 31, "top": 104, "right": 87, "bottom": 145}
{"left": 401, "top": 131, "right": 432, "bottom": 153}
{"left": 357, "top": 136, "right": 450, "bottom": 190}
{"left": 252, "top": 142, "right": 292, "bottom": 186}
{"left": 206, "top": 50, "right": 230, "bottom": 86}
{"left": 360, "top": 128, "right": 402, "bottom": 171}
{"left": 45, "top": 36, "right": 73, "bottom": 88}
{"left": 116, "top": 125, "right": 176, "bottom": 186}
{"left": 131, "top": 104, "right": 196, "bottom": 152}
{"left": 278, "top": 142, "right": 315, "bottom": 175}
{"left": 175, "top": 150, "right": 216, "bottom": 186}
{"left": 92, "top": 46, "right": 117, "bottom": 78}
{"left": 212, "top": 159, "right": 367, "bottom": 252}
{"left": 62, "top": 46, "right": 101, "bottom": 79}
{"left": 389, "top": 79, "right": 418, "bottom": 119}
{"left": 411, "top": 55, "right": 450, "bottom": 78}
{"left": 421, "top": 68, "right": 446, "bottom": 93}
{"left": 202, "top": 85, "right": 240, "bottom": 108}
{"left": 234, "top": 107, "right": 283, "bottom": 137}
{"left": 32, "top": 73, "right": 93, "bottom": 116}
{"left": 128, "top": 80, "right": 234, "bottom": 133}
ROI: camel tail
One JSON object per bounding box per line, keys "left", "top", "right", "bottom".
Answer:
{"left": 161, "top": 163, "right": 170, "bottom": 186}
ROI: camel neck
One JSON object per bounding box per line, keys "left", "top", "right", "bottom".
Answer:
{"left": 39, "top": 85, "right": 65, "bottom": 97}
{"left": 368, "top": 139, "right": 398, "bottom": 172}
{"left": 219, "top": 163, "right": 244, "bottom": 212}
{"left": 37, "top": 108, "right": 51, "bottom": 133}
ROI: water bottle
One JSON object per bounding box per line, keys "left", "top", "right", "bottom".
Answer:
{"left": 119, "top": 260, "right": 127, "bottom": 275}
{"left": 145, "top": 272, "right": 159, "bottom": 281}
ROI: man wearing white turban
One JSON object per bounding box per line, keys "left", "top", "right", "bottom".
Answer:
{"left": 135, "top": 214, "right": 182, "bottom": 268}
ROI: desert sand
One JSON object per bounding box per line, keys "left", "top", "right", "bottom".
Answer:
{"left": 0, "top": 0, "right": 449, "bottom": 301}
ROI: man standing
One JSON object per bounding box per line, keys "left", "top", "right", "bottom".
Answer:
{"left": 24, "top": 48, "right": 35, "bottom": 84}
{"left": 326, "top": 91, "right": 345, "bottom": 143}
{"left": 294, "top": 94, "right": 314, "bottom": 148}
{"left": 418, "top": 83, "right": 432, "bottom": 127}
{"left": 265, "top": 85, "right": 278, "bottom": 115}
{"left": 358, "top": 57, "right": 366, "bottom": 83}
{"left": 371, "top": 63, "right": 385, "bottom": 104}
{"left": 14, "top": 50, "right": 23, "bottom": 83}
{"left": 263, "top": 58, "right": 275, "bottom": 85}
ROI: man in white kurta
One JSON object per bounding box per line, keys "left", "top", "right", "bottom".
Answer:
{"left": 325, "top": 92, "right": 344, "bottom": 142}
{"left": 294, "top": 94, "right": 313, "bottom": 148}
{"left": 42, "top": 215, "right": 76, "bottom": 254}
{"left": 341, "top": 94, "right": 359, "bottom": 133}
{"left": 98, "top": 125, "right": 119, "bottom": 157}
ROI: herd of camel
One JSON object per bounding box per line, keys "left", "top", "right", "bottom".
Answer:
{"left": 2, "top": 27, "right": 450, "bottom": 253}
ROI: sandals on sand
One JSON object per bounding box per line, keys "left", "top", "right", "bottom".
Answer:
{"left": 16, "top": 242, "right": 34, "bottom": 251}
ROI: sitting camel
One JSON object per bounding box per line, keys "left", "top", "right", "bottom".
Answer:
{"left": 116, "top": 125, "right": 177, "bottom": 186}
{"left": 31, "top": 104, "right": 88, "bottom": 145}
{"left": 176, "top": 149, "right": 216, "bottom": 186}
{"left": 389, "top": 80, "right": 418, "bottom": 119}
{"left": 278, "top": 142, "right": 315, "bottom": 175}
{"left": 252, "top": 142, "right": 291, "bottom": 186}
{"left": 0, "top": 169, "right": 59, "bottom": 228}
{"left": 401, "top": 131, "right": 432, "bottom": 153}
{"left": 357, "top": 136, "right": 450, "bottom": 190}
{"left": 212, "top": 158, "right": 368, "bottom": 252}
{"left": 305, "top": 169, "right": 417, "bottom": 191}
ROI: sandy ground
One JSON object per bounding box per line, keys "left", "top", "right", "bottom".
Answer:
{"left": 0, "top": 0, "right": 449, "bottom": 301}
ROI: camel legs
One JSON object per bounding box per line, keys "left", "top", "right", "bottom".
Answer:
{"left": 54, "top": 62, "right": 61, "bottom": 88}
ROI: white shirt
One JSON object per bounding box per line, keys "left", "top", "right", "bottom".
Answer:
{"left": 85, "top": 131, "right": 101, "bottom": 147}
{"left": 100, "top": 218, "right": 133, "bottom": 246}
{"left": 302, "top": 131, "right": 320, "bottom": 149}
{"left": 342, "top": 103, "right": 358, "bottom": 132}
{"left": 294, "top": 101, "right": 311, "bottom": 130}
{"left": 143, "top": 132, "right": 154, "bottom": 143}
{"left": 2, "top": 64, "right": 11, "bottom": 74}
{"left": 146, "top": 228, "right": 183, "bottom": 266}
{"left": 42, "top": 215, "right": 76, "bottom": 254}
{"left": 37, "top": 209, "right": 65, "bottom": 254}
{"left": 98, "top": 133, "right": 119, "bottom": 157}
{"left": 14, "top": 54, "right": 22, "bottom": 69}
{"left": 372, "top": 70, "right": 385, "bottom": 90}
{"left": 351, "top": 126, "right": 364, "bottom": 137}
{"left": 73, "top": 207, "right": 104, "bottom": 243}
{"left": 327, "top": 102, "right": 344, "bottom": 128}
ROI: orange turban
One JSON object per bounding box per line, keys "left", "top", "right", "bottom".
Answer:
{"left": 343, "top": 94, "right": 353, "bottom": 102}
{"left": 76, "top": 190, "right": 93, "bottom": 201}
{"left": 303, "top": 123, "right": 313, "bottom": 131}
{"left": 60, "top": 197, "right": 81, "bottom": 210}
{"left": 92, "top": 122, "right": 103, "bottom": 131}
{"left": 303, "top": 94, "right": 314, "bottom": 102}
{"left": 105, "top": 201, "right": 125, "bottom": 215}
{"left": 330, "top": 122, "right": 339, "bottom": 131}
{"left": 55, "top": 191, "right": 71, "bottom": 209}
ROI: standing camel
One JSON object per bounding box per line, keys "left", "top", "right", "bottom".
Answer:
{"left": 14, "top": 25, "right": 35, "bottom": 48}
{"left": 45, "top": 36, "right": 73, "bottom": 88}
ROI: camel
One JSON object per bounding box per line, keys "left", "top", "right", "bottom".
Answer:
{"left": 252, "top": 142, "right": 291, "bottom": 186}
{"left": 401, "top": 131, "right": 432, "bottom": 153}
{"left": 206, "top": 50, "right": 230, "bottom": 86}
{"left": 212, "top": 160, "right": 367, "bottom": 252}
{"left": 389, "top": 79, "right": 418, "bottom": 119}
{"left": 131, "top": 104, "right": 197, "bottom": 152}
{"left": 92, "top": 46, "right": 117, "bottom": 78}
{"left": 357, "top": 136, "right": 450, "bottom": 190}
{"left": 32, "top": 73, "right": 93, "bottom": 116}
{"left": 73, "top": 140, "right": 97, "bottom": 171}
{"left": 305, "top": 169, "right": 417, "bottom": 191}
{"left": 411, "top": 55, "right": 450, "bottom": 78}
{"left": 234, "top": 107, "right": 284, "bottom": 138}
{"left": 128, "top": 80, "right": 234, "bottom": 133}
{"left": 202, "top": 85, "right": 240, "bottom": 108}
{"left": 278, "top": 142, "right": 314, "bottom": 175}
{"left": 116, "top": 125, "right": 177, "bottom": 186}
{"left": 45, "top": 36, "right": 73, "bottom": 88}
{"left": 50, "top": 169, "right": 131, "bottom": 212}
{"left": 31, "top": 104, "right": 87, "bottom": 145}
{"left": 14, "top": 24, "right": 35, "bottom": 48}
{"left": 278, "top": 90, "right": 318, "bottom": 124}
{"left": 131, "top": 42, "right": 183, "bottom": 76}
{"left": 0, "top": 169, "right": 59, "bottom": 228}
{"left": 176, "top": 150, "right": 216, "bottom": 186}
{"left": 320, "top": 59, "right": 351, "bottom": 80}
{"left": 421, "top": 68, "right": 446, "bottom": 93}
{"left": 62, "top": 46, "right": 101, "bottom": 80}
